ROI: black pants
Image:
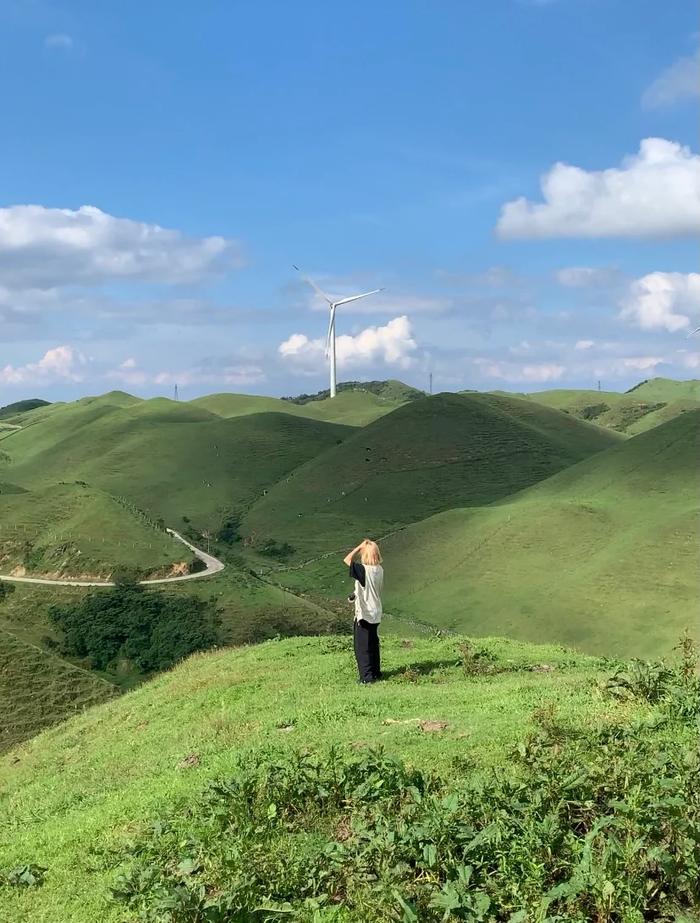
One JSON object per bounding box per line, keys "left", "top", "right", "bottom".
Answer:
{"left": 353, "top": 619, "right": 381, "bottom": 682}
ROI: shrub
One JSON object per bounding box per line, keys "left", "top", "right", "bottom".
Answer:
{"left": 48, "top": 583, "right": 221, "bottom": 674}
{"left": 112, "top": 662, "right": 700, "bottom": 922}
{"left": 0, "top": 581, "right": 15, "bottom": 602}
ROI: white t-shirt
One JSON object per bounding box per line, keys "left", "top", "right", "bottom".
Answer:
{"left": 350, "top": 562, "right": 384, "bottom": 624}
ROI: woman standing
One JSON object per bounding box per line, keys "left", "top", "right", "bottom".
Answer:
{"left": 343, "top": 539, "right": 384, "bottom": 684}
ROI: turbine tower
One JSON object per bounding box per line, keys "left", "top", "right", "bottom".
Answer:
{"left": 293, "top": 266, "right": 384, "bottom": 398}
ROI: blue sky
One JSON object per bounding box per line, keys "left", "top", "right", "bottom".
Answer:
{"left": 0, "top": 0, "right": 698, "bottom": 401}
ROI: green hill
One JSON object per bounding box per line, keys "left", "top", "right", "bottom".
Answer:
{"left": 0, "top": 399, "right": 50, "bottom": 422}
{"left": 192, "top": 380, "right": 418, "bottom": 427}
{"left": 372, "top": 409, "right": 699, "bottom": 657}
{"left": 0, "top": 628, "right": 116, "bottom": 754}
{"left": 0, "top": 483, "right": 186, "bottom": 579}
{"left": 0, "top": 633, "right": 654, "bottom": 922}
{"left": 241, "top": 392, "right": 621, "bottom": 560}
{"left": 2, "top": 400, "right": 352, "bottom": 534}
{"left": 624, "top": 398, "right": 700, "bottom": 435}
{"left": 625, "top": 376, "right": 700, "bottom": 401}
{"left": 507, "top": 379, "right": 700, "bottom": 434}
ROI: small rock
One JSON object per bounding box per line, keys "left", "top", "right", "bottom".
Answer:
{"left": 177, "top": 753, "right": 201, "bottom": 769}
{"left": 531, "top": 663, "right": 556, "bottom": 673}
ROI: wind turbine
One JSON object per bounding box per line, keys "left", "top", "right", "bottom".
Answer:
{"left": 687, "top": 325, "right": 700, "bottom": 338}
{"left": 293, "top": 265, "right": 384, "bottom": 398}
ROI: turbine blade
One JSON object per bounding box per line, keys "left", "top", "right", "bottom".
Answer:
{"left": 293, "top": 264, "right": 334, "bottom": 305}
{"left": 334, "top": 287, "right": 385, "bottom": 307}
{"left": 686, "top": 325, "right": 700, "bottom": 338}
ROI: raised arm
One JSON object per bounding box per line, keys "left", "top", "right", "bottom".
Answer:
{"left": 343, "top": 541, "right": 367, "bottom": 568}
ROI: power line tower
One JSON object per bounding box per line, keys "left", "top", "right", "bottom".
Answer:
{"left": 429, "top": 372, "right": 433, "bottom": 395}
{"left": 597, "top": 380, "right": 601, "bottom": 392}
{"left": 174, "top": 384, "right": 179, "bottom": 401}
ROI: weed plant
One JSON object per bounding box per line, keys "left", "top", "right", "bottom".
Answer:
{"left": 110, "top": 655, "right": 700, "bottom": 922}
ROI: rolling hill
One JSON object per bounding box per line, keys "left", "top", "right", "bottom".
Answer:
{"left": 0, "top": 398, "right": 50, "bottom": 422}
{"left": 240, "top": 392, "right": 622, "bottom": 560}
{"left": 192, "top": 379, "right": 420, "bottom": 427}
{"left": 1, "top": 398, "right": 352, "bottom": 535}
{"left": 371, "top": 408, "right": 699, "bottom": 656}
{"left": 507, "top": 378, "right": 700, "bottom": 434}
{"left": 0, "top": 628, "right": 116, "bottom": 754}
{"left": 0, "top": 482, "right": 186, "bottom": 578}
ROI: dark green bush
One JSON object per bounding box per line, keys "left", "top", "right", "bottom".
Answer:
{"left": 48, "top": 583, "right": 220, "bottom": 674}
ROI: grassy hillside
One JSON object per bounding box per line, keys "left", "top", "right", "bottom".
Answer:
{"left": 0, "top": 483, "right": 185, "bottom": 578}
{"left": 371, "top": 408, "right": 698, "bottom": 656}
{"left": 0, "top": 632, "right": 656, "bottom": 922}
{"left": 0, "top": 399, "right": 50, "bottom": 422}
{"left": 625, "top": 376, "right": 700, "bottom": 401}
{"left": 2, "top": 400, "right": 351, "bottom": 535}
{"left": 510, "top": 379, "right": 700, "bottom": 434}
{"left": 0, "top": 628, "right": 117, "bottom": 754}
{"left": 192, "top": 382, "right": 416, "bottom": 427}
{"left": 241, "top": 392, "right": 621, "bottom": 561}
{"left": 624, "top": 398, "right": 700, "bottom": 435}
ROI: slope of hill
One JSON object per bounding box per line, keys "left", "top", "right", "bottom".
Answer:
{"left": 507, "top": 379, "right": 700, "bottom": 434}
{"left": 192, "top": 380, "right": 418, "bottom": 427}
{"left": 241, "top": 392, "right": 621, "bottom": 560}
{"left": 0, "top": 628, "right": 116, "bottom": 754}
{"left": 0, "top": 399, "right": 50, "bottom": 421}
{"left": 625, "top": 376, "right": 700, "bottom": 401}
{"left": 0, "top": 633, "right": 630, "bottom": 922}
{"left": 370, "top": 408, "right": 699, "bottom": 656}
{"left": 2, "top": 400, "right": 352, "bottom": 534}
{"left": 0, "top": 483, "right": 185, "bottom": 578}
{"left": 624, "top": 398, "right": 700, "bottom": 435}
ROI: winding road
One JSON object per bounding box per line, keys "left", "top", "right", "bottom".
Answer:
{"left": 0, "top": 528, "right": 225, "bottom": 588}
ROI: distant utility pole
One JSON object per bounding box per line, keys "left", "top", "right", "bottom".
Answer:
{"left": 597, "top": 380, "right": 601, "bottom": 392}
{"left": 429, "top": 372, "right": 433, "bottom": 395}
{"left": 174, "top": 384, "right": 179, "bottom": 401}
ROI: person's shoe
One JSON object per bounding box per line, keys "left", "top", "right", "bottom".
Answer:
{"left": 357, "top": 678, "right": 376, "bottom": 685}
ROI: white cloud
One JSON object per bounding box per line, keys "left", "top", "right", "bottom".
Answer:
{"left": 496, "top": 138, "right": 700, "bottom": 239}
{"left": 0, "top": 205, "right": 243, "bottom": 289}
{"left": 575, "top": 339, "right": 595, "bottom": 350}
{"left": 556, "top": 267, "right": 623, "bottom": 288}
{"left": 279, "top": 315, "right": 417, "bottom": 369}
{"left": 0, "top": 345, "right": 86, "bottom": 384}
{"left": 620, "top": 272, "right": 700, "bottom": 333}
{"left": 642, "top": 48, "right": 700, "bottom": 108}
{"left": 44, "top": 33, "right": 73, "bottom": 50}
{"left": 676, "top": 349, "right": 700, "bottom": 369}
{"left": 621, "top": 356, "right": 665, "bottom": 371}
{"left": 108, "top": 359, "right": 265, "bottom": 389}
{"left": 474, "top": 358, "right": 565, "bottom": 383}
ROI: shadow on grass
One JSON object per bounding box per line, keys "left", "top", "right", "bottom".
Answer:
{"left": 380, "top": 659, "right": 458, "bottom": 680}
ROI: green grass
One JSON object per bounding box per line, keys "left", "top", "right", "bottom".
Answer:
{"left": 624, "top": 397, "right": 700, "bottom": 434}
{"left": 509, "top": 378, "right": 700, "bottom": 434}
{"left": 0, "top": 627, "right": 116, "bottom": 754}
{"left": 2, "top": 399, "right": 351, "bottom": 535}
{"left": 625, "top": 376, "right": 700, "bottom": 401}
{"left": 241, "top": 392, "right": 621, "bottom": 562}
{"left": 0, "top": 399, "right": 50, "bottom": 423}
{"left": 0, "top": 483, "right": 185, "bottom": 577}
{"left": 370, "top": 409, "right": 697, "bottom": 657}
{"left": 191, "top": 383, "right": 415, "bottom": 427}
{"left": 0, "top": 632, "right": 642, "bottom": 922}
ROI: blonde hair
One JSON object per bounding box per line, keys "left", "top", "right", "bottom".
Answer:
{"left": 361, "top": 541, "right": 382, "bottom": 566}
